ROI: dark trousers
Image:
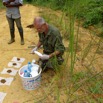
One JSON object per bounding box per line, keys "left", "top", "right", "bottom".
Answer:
{"left": 6, "top": 16, "right": 24, "bottom": 40}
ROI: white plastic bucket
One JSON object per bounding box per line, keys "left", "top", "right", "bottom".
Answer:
{"left": 19, "top": 65, "right": 42, "bottom": 90}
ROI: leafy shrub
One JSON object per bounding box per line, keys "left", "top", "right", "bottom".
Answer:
{"left": 51, "top": 0, "right": 67, "bottom": 10}
{"left": 76, "top": 0, "right": 103, "bottom": 28}
{"left": 23, "top": 0, "right": 103, "bottom": 28}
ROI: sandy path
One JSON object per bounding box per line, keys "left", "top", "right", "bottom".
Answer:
{"left": 0, "top": 4, "right": 46, "bottom": 103}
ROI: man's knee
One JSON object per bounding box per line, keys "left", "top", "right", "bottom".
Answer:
{"left": 57, "top": 57, "right": 64, "bottom": 65}
{"left": 38, "top": 59, "right": 48, "bottom": 69}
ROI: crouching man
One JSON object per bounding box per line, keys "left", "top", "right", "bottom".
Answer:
{"left": 27, "top": 17, "right": 65, "bottom": 71}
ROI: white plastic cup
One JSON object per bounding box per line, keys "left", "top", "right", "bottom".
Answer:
{"left": 31, "top": 64, "right": 39, "bottom": 72}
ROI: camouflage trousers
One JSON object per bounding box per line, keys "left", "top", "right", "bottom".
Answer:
{"left": 38, "top": 56, "right": 64, "bottom": 71}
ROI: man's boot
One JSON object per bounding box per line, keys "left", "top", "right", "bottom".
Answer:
{"left": 21, "top": 39, "right": 24, "bottom": 45}
{"left": 8, "top": 39, "right": 15, "bottom": 44}
{"left": 19, "top": 31, "right": 24, "bottom": 45}
{"left": 8, "top": 32, "right": 15, "bottom": 44}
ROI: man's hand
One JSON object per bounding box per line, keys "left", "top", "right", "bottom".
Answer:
{"left": 3, "top": 0, "right": 15, "bottom": 6}
{"left": 40, "top": 54, "right": 50, "bottom": 60}
{"left": 30, "top": 47, "right": 38, "bottom": 54}
{"left": 3, "top": 2, "right": 8, "bottom": 6}
{"left": 26, "top": 24, "right": 34, "bottom": 28}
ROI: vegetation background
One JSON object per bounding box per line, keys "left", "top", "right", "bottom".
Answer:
{"left": 0, "top": 0, "right": 103, "bottom": 103}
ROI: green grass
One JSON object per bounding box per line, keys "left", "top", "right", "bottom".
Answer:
{"left": 38, "top": 1, "right": 103, "bottom": 102}
{"left": 0, "top": 2, "right": 4, "bottom": 9}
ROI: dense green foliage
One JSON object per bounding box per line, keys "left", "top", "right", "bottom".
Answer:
{"left": 76, "top": 0, "right": 103, "bottom": 28}
{"left": 24, "top": 0, "right": 103, "bottom": 28}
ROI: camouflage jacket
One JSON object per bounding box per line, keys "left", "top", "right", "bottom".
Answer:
{"left": 38, "top": 24, "right": 65, "bottom": 56}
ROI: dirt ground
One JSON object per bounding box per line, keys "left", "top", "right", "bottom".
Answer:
{"left": 0, "top": 4, "right": 103, "bottom": 103}
{"left": 0, "top": 4, "right": 47, "bottom": 103}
